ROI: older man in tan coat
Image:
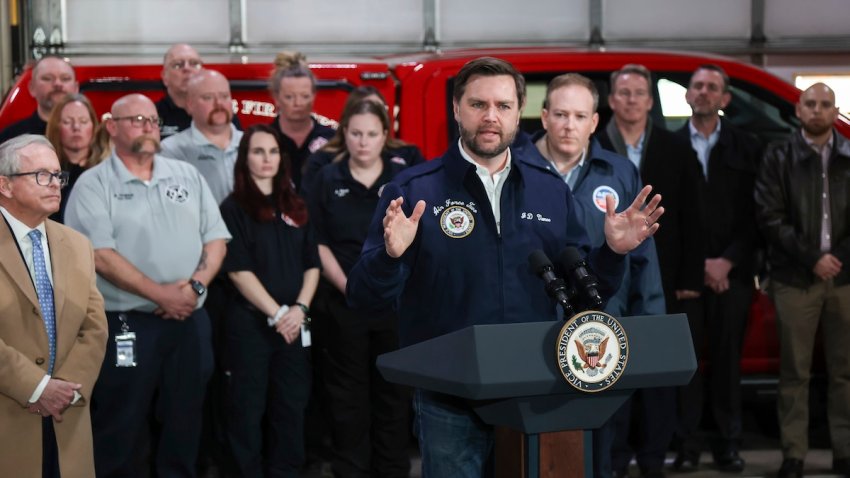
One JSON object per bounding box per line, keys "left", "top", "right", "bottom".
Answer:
{"left": 0, "top": 134, "right": 107, "bottom": 477}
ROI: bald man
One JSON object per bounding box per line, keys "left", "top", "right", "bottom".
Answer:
{"left": 161, "top": 69, "right": 243, "bottom": 204}
{"left": 0, "top": 56, "right": 79, "bottom": 143}
{"left": 755, "top": 83, "right": 850, "bottom": 478}
{"left": 64, "top": 93, "right": 231, "bottom": 476}
{"left": 156, "top": 43, "right": 241, "bottom": 138}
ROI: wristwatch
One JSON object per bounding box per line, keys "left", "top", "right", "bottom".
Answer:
{"left": 189, "top": 279, "right": 206, "bottom": 296}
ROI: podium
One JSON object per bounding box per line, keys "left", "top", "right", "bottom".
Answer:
{"left": 377, "top": 313, "right": 696, "bottom": 477}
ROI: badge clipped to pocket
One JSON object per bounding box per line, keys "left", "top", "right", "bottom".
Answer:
{"left": 115, "top": 313, "right": 137, "bottom": 367}
{"left": 301, "top": 323, "right": 312, "bottom": 348}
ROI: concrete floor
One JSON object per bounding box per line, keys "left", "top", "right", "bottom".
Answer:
{"left": 302, "top": 449, "right": 840, "bottom": 477}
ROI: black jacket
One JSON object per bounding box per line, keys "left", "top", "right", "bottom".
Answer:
{"left": 755, "top": 129, "right": 850, "bottom": 288}
{"left": 597, "top": 123, "right": 705, "bottom": 306}
{"left": 676, "top": 118, "right": 761, "bottom": 281}
{"left": 0, "top": 111, "right": 46, "bottom": 143}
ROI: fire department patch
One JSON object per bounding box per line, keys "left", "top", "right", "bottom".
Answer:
{"left": 592, "top": 185, "right": 619, "bottom": 213}
{"left": 556, "top": 310, "right": 629, "bottom": 393}
{"left": 164, "top": 184, "right": 189, "bottom": 203}
{"left": 439, "top": 205, "right": 474, "bottom": 238}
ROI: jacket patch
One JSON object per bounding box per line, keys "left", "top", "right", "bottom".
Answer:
{"left": 592, "top": 186, "right": 619, "bottom": 213}
{"left": 440, "top": 206, "right": 475, "bottom": 238}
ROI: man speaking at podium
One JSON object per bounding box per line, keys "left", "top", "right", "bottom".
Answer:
{"left": 347, "top": 57, "right": 663, "bottom": 478}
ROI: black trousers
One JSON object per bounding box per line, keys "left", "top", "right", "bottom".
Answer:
{"left": 42, "top": 417, "right": 60, "bottom": 478}
{"left": 610, "top": 387, "right": 678, "bottom": 473}
{"left": 324, "top": 289, "right": 411, "bottom": 478}
{"left": 92, "top": 309, "right": 210, "bottom": 477}
{"left": 223, "top": 301, "right": 311, "bottom": 478}
{"left": 676, "top": 279, "right": 752, "bottom": 454}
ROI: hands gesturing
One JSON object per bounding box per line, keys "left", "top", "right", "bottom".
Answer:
{"left": 604, "top": 185, "right": 664, "bottom": 255}
{"left": 383, "top": 197, "right": 426, "bottom": 258}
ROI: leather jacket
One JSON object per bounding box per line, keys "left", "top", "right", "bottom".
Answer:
{"left": 755, "top": 129, "right": 850, "bottom": 288}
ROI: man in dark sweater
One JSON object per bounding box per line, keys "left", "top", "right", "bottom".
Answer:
{"left": 0, "top": 56, "right": 78, "bottom": 143}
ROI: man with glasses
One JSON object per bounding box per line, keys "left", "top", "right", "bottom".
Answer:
{"left": 64, "top": 93, "right": 231, "bottom": 476}
{"left": 596, "top": 64, "right": 705, "bottom": 477}
{"left": 0, "top": 56, "right": 79, "bottom": 143}
{"left": 161, "top": 69, "right": 243, "bottom": 204}
{"left": 0, "top": 134, "right": 107, "bottom": 477}
{"left": 156, "top": 43, "right": 241, "bottom": 139}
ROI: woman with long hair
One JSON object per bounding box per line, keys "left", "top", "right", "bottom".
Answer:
{"left": 308, "top": 99, "right": 411, "bottom": 478}
{"left": 44, "top": 93, "right": 107, "bottom": 221}
{"left": 219, "top": 124, "right": 320, "bottom": 477}
{"left": 268, "top": 50, "right": 335, "bottom": 191}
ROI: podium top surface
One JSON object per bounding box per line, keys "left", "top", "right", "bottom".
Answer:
{"left": 377, "top": 313, "right": 695, "bottom": 400}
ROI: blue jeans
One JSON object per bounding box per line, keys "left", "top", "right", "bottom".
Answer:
{"left": 413, "top": 389, "right": 493, "bottom": 478}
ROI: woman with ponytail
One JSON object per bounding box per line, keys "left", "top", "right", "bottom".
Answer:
{"left": 268, "top": 51, "right": 335, "bottom": 191}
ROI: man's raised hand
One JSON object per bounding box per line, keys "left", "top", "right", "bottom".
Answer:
{"left": 383, "top": 197, "right": 426, "bottom": 258}
{"left": 604, "top": 185, "right": 664, "bottom": 254}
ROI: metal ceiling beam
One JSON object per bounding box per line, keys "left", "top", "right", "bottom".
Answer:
{"left": 229, "top": 0, "right": 246, "bottom": 52}
{"left": 423, "top": 0, "right": 439, "bottom": 51}
{"left": 27, "top": 0, "right": 64, "bottom": 58}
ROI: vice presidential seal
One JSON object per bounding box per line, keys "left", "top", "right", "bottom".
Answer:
{"left": 440, "top": 206, "right": 474, "bottom": 238}
{"left": 556, "top": 310, "right": 629, "bottom": 393}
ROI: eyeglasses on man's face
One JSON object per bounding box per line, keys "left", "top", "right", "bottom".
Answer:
{"left": 7, "top": 170, "right": 70, "bottom": 187}
{"left": 112, "top": 115, "right": 163, "bottom": 128}
{"left": 168, "top": 59, "right": 203, "bottom": 70}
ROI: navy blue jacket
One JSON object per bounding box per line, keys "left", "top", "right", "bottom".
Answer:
{"left": 346, "top": 140, "right": 625, "bottom": 346}
{"left": 539, "top": 134, "right": 665, "bottom": 317}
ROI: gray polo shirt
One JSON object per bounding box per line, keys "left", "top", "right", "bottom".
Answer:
{"left": 160, "top": 123, "right": 243, "bottom": 204}
{"left": 64, "top": 152, "right": 231, "bottom": 312}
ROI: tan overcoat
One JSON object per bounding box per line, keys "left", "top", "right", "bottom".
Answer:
{"left": 0, "top": 219, "right": 108, "bottom": 478}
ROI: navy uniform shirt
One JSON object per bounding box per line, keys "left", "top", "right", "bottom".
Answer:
{"left": 346, "top": 140, "right": 625, "bottom": 347}
{"left": 302, "top": 144, "right": 425, "bottom": 197}
{"left": 0, "top": 111, "right": 46, "bottom": 143}
{"left": 309, "top": 154, "right": 408, "bottom": 275}
{"left": 270, "top": 115, "right": 336, "bottom": 192}
{"left": 220, "top": 195, "right": 320, "bottom": 306}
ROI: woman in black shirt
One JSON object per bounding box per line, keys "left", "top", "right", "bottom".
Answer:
{"left": 44, "top": 93, "right": 108, "bottom": 221}
{"left": 220, "top": 124, "right": 320, "bottom": 477}
{"left": 309, "top": 99, "right": 411, "bottom": 478}
{"left": 301, "top": 85, "right": 425, "bottom": 196}
{"left": 268, "top": 51, "right": 336, "bottom": 191}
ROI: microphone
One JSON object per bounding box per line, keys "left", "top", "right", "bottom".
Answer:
{"left": 528, "top": 249, "right": 575, "bottom": 317}
{"left": 558, "top": 247, "right": 604, "bottom": 310}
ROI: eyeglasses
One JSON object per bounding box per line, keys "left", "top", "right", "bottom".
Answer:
{"left": 168, "top": 59, "right": 203, "bottom": 70}
{"left": 7, "top": 170, "right": 70, "bottom": 187}
{"left": 112, "top": 115, "right": 163, "bottom": 128}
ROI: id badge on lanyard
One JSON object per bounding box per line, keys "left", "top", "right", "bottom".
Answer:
{"left": 115, "top": 313, "right": 137, "bottom": 367}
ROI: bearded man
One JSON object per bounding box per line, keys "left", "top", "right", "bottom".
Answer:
{"left": 64, "top": 93, "right": 231, "bottom": 476}
{"left": 755, "top": 82, "right": 850, "bottom": 478}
